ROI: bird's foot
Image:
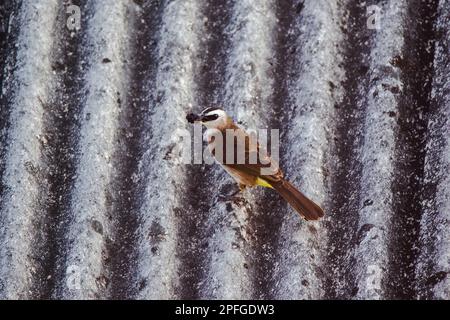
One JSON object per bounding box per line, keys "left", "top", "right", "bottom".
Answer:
{"left": 218, "top": 183, "right": 247, "bottom": 202}
{"left": 229, "top": 183, "right": 247, "bottom": 199}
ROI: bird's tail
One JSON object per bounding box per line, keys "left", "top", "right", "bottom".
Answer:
{"left": 273, "top": 179, "right": 324, "bottom": 221}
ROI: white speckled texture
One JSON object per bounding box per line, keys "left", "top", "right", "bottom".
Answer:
{"left": 416, "top": 0, "right": 450, "bottom": 300}
{"left": 56, "top": 0, "right": 131, "bottom": 299}
{"left": 0, "top": 0, "right": 448, "bottom": 300}
{"left": 273, "top": 0, "right": 344, "bottom": 299}
{"left": 135, "top": 0, "right": 201, "bottom": 299}
{"left": 0, "top": 0, "right": 58, "bottom": 299}
{"left": 199, "top": 0, "right": 277, "bottom": 300}
{"left": 353, "top": 0, "right": 406, "bottom": 300}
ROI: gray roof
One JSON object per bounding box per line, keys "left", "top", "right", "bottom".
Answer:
{"left": 0, "top": 0, "right": 448, "bottom": 300}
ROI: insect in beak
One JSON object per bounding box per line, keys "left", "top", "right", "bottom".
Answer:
{"left": 186, "top": 113, "right": 202, "bottom": 123}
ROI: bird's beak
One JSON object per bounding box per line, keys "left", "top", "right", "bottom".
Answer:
{"left": 186, "top": 113, "right": 202, "bottom": 123}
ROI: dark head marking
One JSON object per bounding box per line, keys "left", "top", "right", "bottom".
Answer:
{"left": 202, "top": 114, "right": 219, "bottom": 122}
{"left": 186, "top": 111, "right": 219, "bottom": 123}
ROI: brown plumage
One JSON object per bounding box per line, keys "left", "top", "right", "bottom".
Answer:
{"left": 271, "top": 180, "right": 324, "bottom": 220}
{"left": 187, "top": 108, "right": 325, "bottom": 221}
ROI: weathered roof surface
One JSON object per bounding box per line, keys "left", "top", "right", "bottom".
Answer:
{"left": 0, "top": 0, "right": 448, "bottom": 299}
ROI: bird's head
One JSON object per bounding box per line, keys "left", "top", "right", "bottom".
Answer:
{"left": 186, "top": 107, "right": 228, "bottom": 129}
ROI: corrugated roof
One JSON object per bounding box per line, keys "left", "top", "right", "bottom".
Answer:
{"left": 0, "top": 0, "right": 448, "bottom": 299}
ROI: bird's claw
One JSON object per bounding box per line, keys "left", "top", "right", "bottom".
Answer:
{"left": 218, "top": 183, "right": 247, "bottom": 202}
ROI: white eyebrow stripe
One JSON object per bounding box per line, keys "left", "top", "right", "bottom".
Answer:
{"left": 201, "top": 107, "right": 221, "bottom": 114}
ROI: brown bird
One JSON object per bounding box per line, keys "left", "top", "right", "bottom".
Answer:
{"left": 187, "top": 107, "right": 324, "bottom": 221}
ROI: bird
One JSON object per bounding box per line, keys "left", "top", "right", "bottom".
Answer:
{"left": 186, "top": 107, "right": 324, "bottom": 221}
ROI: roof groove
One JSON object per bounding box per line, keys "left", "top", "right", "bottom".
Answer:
{"left": 248, "top": 0, "right": 298, "bottom": 300}
{"left": 352, "top": 0, "right": 408, "bottom": 300}
{"left": 176, "top": 0, "right": 233, "bottom": 300}
{"left": 416, "top": 0, "right": 450, "bottom": 300}
{"left": 0, "top": 0, "right": 59, "bottom": 299}
{"left": 325, "top": 0, "right": 371, "bottom": 300}
{"left": 273, "top": 0, "right": 345, "bottom": 299}
{"left": 134, "top": 0, "right": 202, "bottom": 300}
{"left": 199, "top": 0, "right": 277, "bottom": 300}
{"left": 55, "top": 0, "right": 133, "bottom": 299}
{"left": 107, "top": 0, "right": 164, "bottom": 300}
{"left": 36, "top": 0, "right": 88, "bottom": 299}
{"left": 387, "top": 0, "right": 439, "bottom": 299}
{"left": 0, "top": 0, "right": 448, "bottom": 300}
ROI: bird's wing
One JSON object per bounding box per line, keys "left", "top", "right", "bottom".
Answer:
{"left": 213, "top": 127, "right": 284, "bottom": 185}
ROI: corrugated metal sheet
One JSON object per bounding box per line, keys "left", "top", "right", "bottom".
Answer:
{"left": 0, "top": 0, "right": 449, "bottom": 300}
